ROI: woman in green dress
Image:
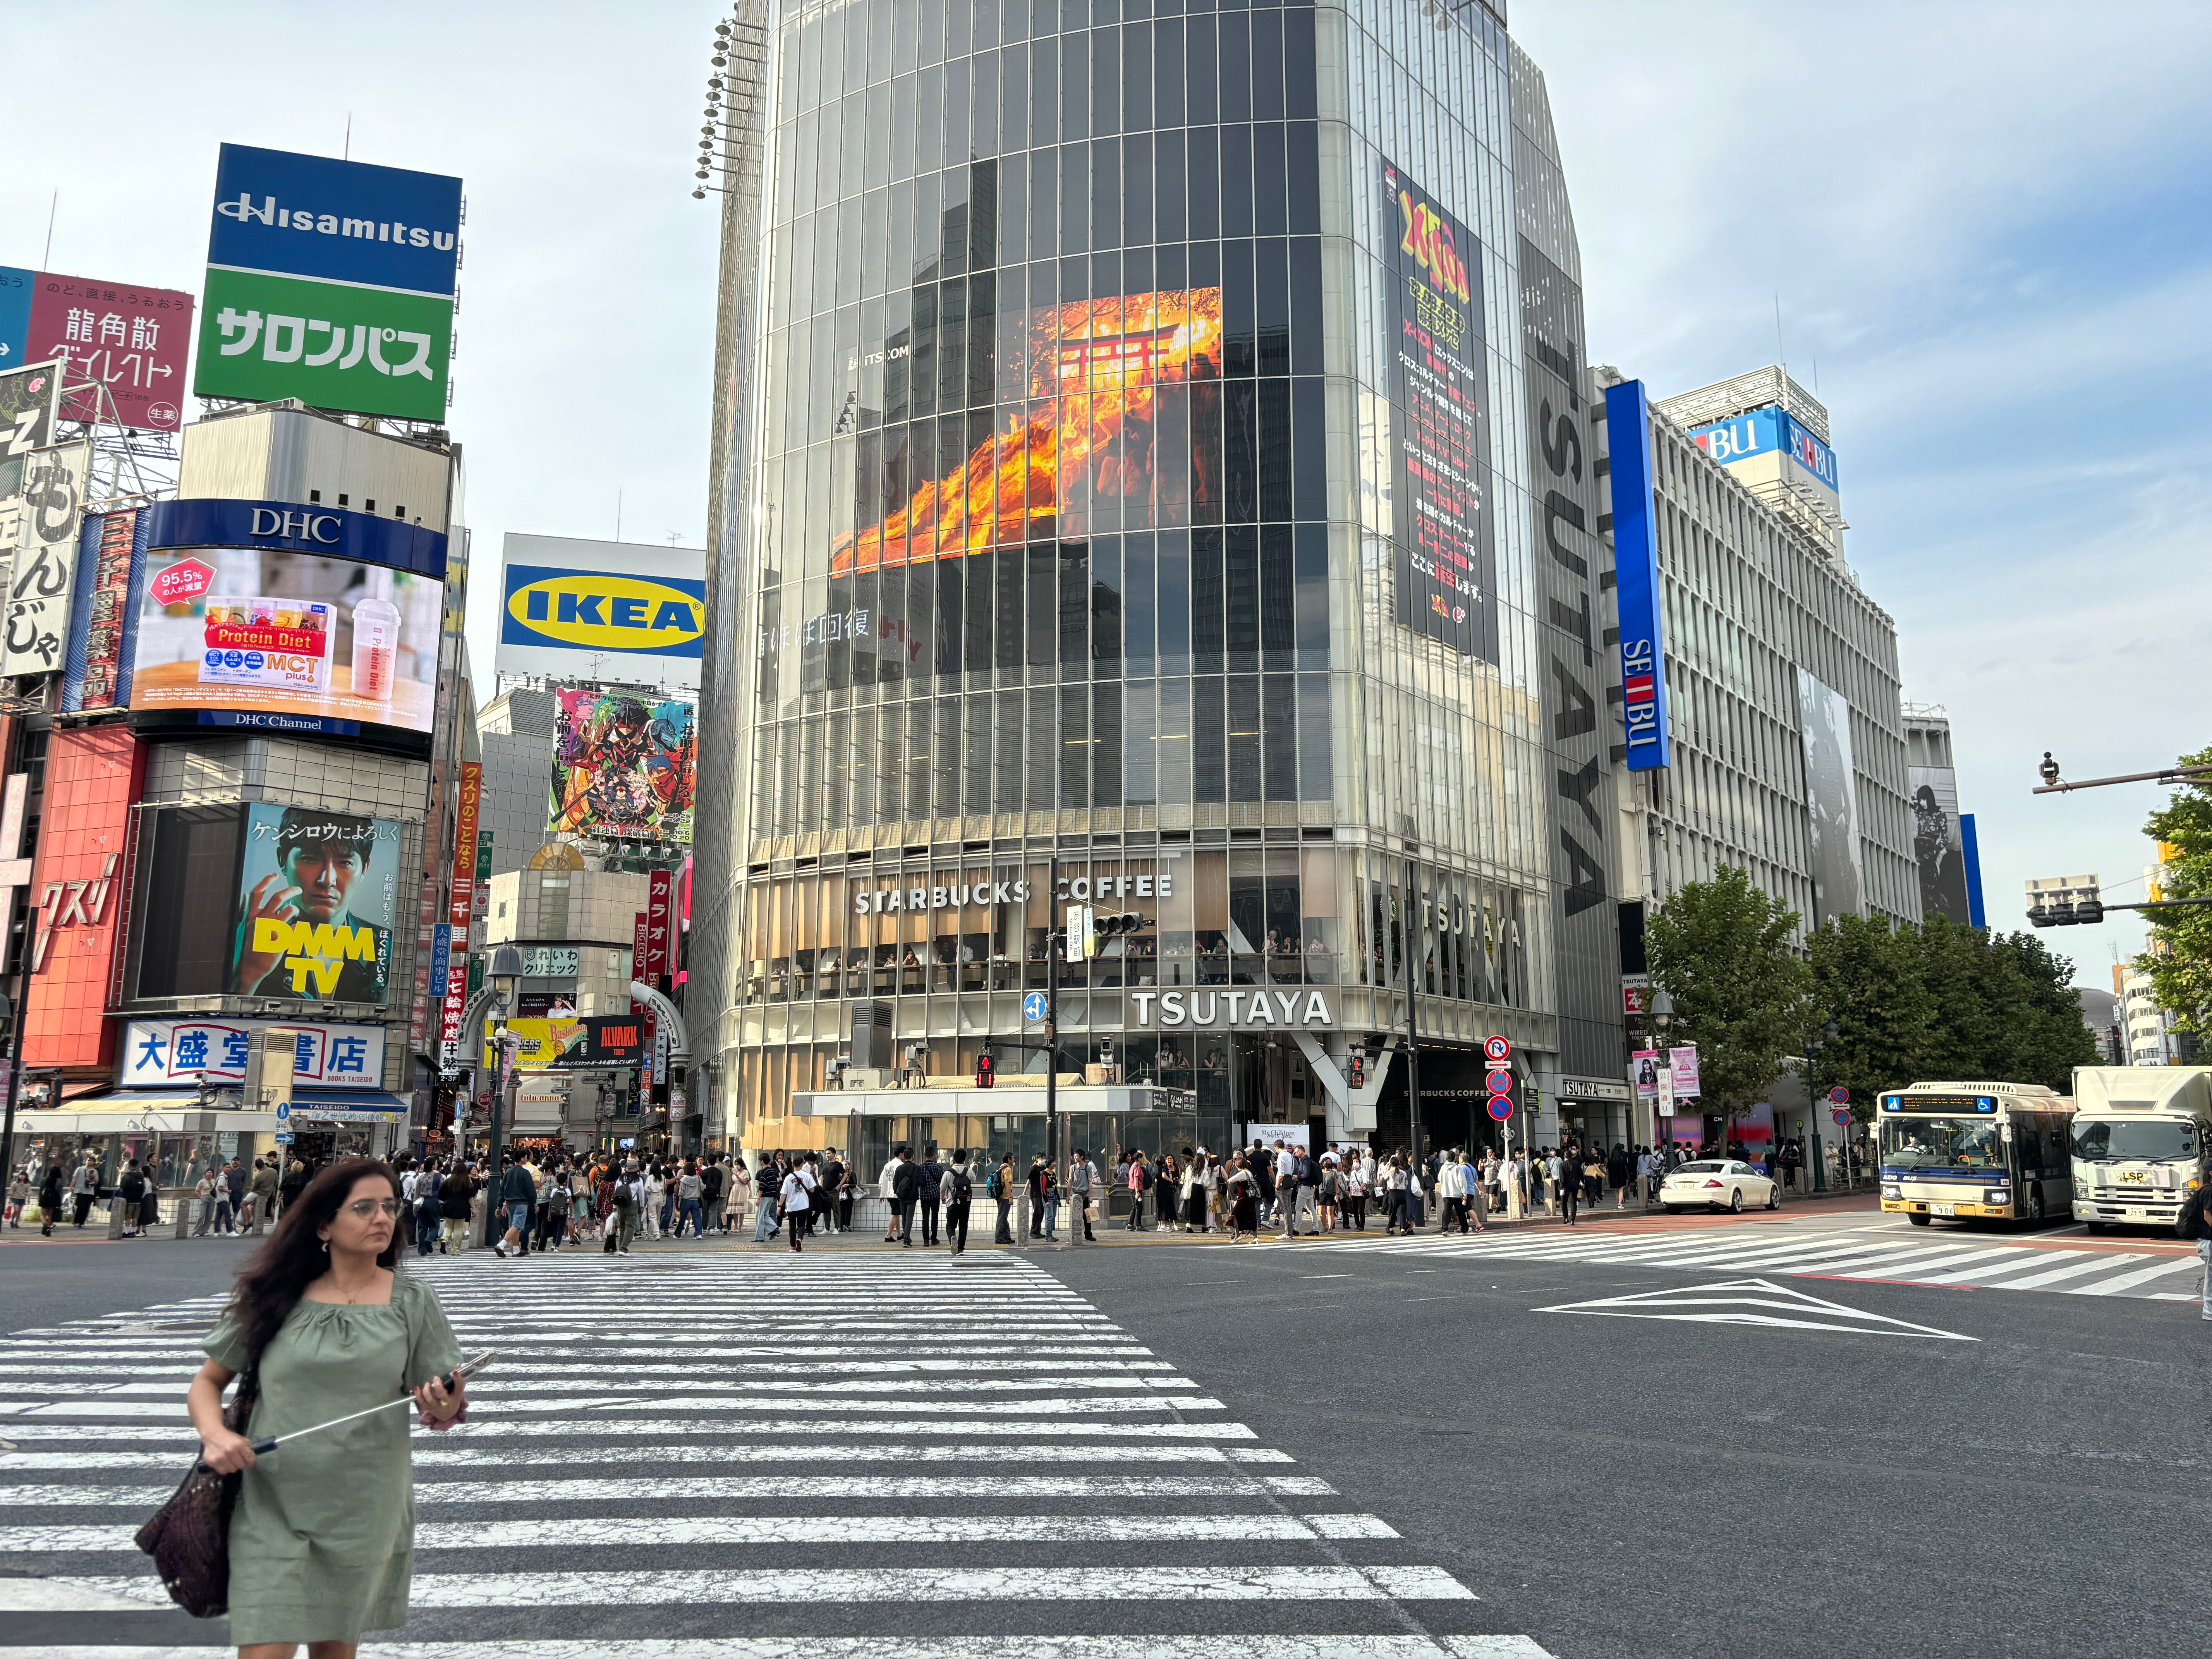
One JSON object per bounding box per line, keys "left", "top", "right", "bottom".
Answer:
{"left": 186, "top": 1156, "right": 469, "bottom": 1659}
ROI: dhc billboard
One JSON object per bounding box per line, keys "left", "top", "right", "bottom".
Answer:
{"left": 1604, "top": 380, "right": 1672, "bottom": 771}
{"left": 1687, "top": 405, "right": 1840, "bottom": 494}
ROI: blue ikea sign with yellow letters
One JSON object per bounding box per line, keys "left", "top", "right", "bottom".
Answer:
{"left": 500, "top": 564, "right": 705, "bottom": 659}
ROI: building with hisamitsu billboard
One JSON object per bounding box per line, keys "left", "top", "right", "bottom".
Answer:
{"left": 687, "top": 2, "right": 1643, "bottom": 1165}
{"left": 3, "top": 141, "right": 476, "bottom": 1188}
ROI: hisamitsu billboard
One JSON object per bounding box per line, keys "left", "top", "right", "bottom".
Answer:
{"left": 205, "top": 144, "right": 461, "bottom": 297}
{"left": 194, "top": 144, "right": 461, "bottom": 422}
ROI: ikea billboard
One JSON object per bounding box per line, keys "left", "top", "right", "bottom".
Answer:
{"left": 495, "top": 533, "right": 705, "bottom": 684}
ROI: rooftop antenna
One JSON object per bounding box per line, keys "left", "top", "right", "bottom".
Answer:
{"left": 1773, "top": 294, "right": 1786, "bottom": 375}
{"left": 615, "top": 491, "right": 623, "bottom": 542}
{"left": 42, "top": 191, "right": 57, "bottom": 267}
{"left": 343, "top": 113, "right": 352, "bottom": 161}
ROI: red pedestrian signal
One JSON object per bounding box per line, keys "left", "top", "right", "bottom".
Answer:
{"left": 976, "top": 1051, "right": 995, "bottom": 1089}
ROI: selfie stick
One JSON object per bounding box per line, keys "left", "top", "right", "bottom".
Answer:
{"left": 247, "top": 1352, "right": 491, "bottom": 1456}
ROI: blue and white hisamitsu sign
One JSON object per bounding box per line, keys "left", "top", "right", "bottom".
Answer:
{"left": 122, "top": 1018, "right": 387, "bottom": 1090}
{"left": 1687, "top": 405, "right": 1840, "bottom": 493}
{"left": 208, "top": 144, "right": 462, "bottom": 298}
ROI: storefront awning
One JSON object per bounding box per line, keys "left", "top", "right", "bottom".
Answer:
{"left": 10, "top": 1088, "right": 408, "bottom": 1135}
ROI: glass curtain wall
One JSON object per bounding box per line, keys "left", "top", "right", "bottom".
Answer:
{"left": 709, "top": 0, "right": 1561, "bottom": 1151}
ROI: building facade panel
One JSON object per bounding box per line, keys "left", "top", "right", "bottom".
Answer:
{"left": 697, "top": 0, "right": 1611, "bottom": 1158}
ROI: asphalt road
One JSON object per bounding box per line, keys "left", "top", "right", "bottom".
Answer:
{"left": 1, "top": 1218, "right": 2199, "bottom": 1657}
{"left": 1042, "top": 1218, "right": 2209, "bottom": 1659}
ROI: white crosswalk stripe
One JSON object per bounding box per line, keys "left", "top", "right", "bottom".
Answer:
{"left": 1283, "top": 1216, "right": 2203, "bottom": 1300}
{"left": 0, "top": 1254, "right": 1554, "bottom": 1656}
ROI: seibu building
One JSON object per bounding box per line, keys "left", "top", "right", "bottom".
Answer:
{"left": 690, "top": 0, "right": 1633, "bottom": 1158}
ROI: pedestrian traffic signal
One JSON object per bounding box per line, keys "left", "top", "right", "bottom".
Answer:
{"left": 1348, "top": 1044, "right": 1366, "bottom": 1089}
{"left": 975, "top": 1049, "right": 996, "bottom": 1089}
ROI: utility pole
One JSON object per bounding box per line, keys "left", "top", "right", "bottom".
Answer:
{"left": 0, "top": 911, "right": 36, "bottom": 1180}
{"left": 1045, "top": 855, "right": 1061, "bottom": 1250}
{"left": 1403, "top": 854, "right": 1423, "bottom": 1168}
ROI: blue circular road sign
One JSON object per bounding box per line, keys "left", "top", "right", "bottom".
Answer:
{"left": 1022, "top": 991, "right": 1049, "bottom": 1022}
{"left": 1827, "top": 1085, "right": 1850, "bottom": 1104}
{"left": 1488, "top": 1098, "right": 1514, "bottom": 1121}
{"left": 275, "top": 1102, "right": 290, "bottom": 1120}
{"left": 1485, "top": 1069, "right": 1513, "bottom": 1096}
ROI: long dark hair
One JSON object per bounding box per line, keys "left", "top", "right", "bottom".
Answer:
{"left": 224, "top": 1158, "right": 402, "bottom": 1365}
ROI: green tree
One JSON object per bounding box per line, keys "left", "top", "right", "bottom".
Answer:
{"left": 2139, "top": 744, "right": 2212, "bottom": 1038}
{"left": 1906, "top": 917, "right": 2096, "bottom": 1090}
{"left": 1645, "top": 867, "right": 1811, "bottom": 1144}
{"left": 1807, "top": 913, "right": 1930, "bottom": 1110}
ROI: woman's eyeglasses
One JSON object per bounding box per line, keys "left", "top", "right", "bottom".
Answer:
{"left": 345, "top": 1198, "right": 405, "bottom": 1219}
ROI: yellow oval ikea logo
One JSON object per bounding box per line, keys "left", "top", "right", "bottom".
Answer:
{"left": 503, "top": 569, "right": 705, "bottom": 658}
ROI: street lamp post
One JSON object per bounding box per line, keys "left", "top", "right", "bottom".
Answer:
{"left": 476, "top": 945, "right": 525, "bottom": 1247}
{"left": 1804, "top": 1017, "right": 1839, "bottom": 1192}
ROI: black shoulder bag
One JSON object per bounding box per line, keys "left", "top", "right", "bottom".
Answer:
{"left": 134, "top": 1361, "right": 259, "bottom": 1617}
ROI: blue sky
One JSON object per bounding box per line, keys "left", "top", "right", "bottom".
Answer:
{"left": 4, "top": 2, "right": 2202, "bottom": 986}
{"left": 1515, "top": 1, "right": 2212, "bottom": 982}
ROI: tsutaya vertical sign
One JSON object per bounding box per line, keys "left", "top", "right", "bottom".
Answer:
{"left": 1380, "top": 156, "right": 1495, "bottom": 661}
{"left": 193, "top": 144, "right": 461, "bottom": 422}
{"left": 1603, "top": 380, "right": 1672, "bottom": 771}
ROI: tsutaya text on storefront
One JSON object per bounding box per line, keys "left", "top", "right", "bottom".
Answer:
{"left": 1132, "top": 987, "right": 1340, "bottom": 1030}
{"left": 849, "top": 869, "right": 1176, "bottom": 916}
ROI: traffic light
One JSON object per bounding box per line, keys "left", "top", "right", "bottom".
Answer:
{"left": 1066, "top": 906, "right": 1151, "bottom": 962}
{"left": 1348, "top": 1044, "right": 1366, "bottom": 1089}
{"left": 975, "top": 1048, "right": 996, "bottom": 1089}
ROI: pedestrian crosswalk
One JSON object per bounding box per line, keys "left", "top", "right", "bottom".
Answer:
{"left": 0, "top": 1254, "right": 1555, "bottom": 1657}
{"left": 1290, "top": 1216, "right": 2207, "bottom": 1302}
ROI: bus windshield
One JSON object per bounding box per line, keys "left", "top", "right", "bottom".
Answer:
{"left": 2073, "top": 1118, "right": 2199, "bottom": 1163}
{"left": 1880, "top": 1118, "right": 2006, "bottom": 1170}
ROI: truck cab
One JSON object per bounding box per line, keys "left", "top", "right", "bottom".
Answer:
{"left": 2069, "top": 1066, "right": 2212, "bottom": 1233}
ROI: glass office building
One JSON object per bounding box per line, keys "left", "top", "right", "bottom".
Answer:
{"left": 692, "top": 0, "right": 1632, "bottom": 1158}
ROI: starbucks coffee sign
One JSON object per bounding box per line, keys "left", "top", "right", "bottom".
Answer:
{"left": 1132, "top": 987, "right": 1340, "bottom": 1030}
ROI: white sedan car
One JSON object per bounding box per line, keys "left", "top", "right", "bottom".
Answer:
{"left": 1659, "top": 1159, "right": 1779, "bottom": 1214}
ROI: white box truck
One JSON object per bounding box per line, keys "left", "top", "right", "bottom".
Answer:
{"left": 2069, "top": 1066, "right": 2212, "bottom": 1233}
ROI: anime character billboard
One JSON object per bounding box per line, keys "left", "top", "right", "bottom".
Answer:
{"left": 548, "top": 687, "right": 695, "bottom": 844}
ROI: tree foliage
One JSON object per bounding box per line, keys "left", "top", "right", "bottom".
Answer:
{"left": 1645, "top": 867, "right": 1810, "bottom": 1126}
{"left": 2139, "top": 744, "right": 2212, "bottom": 1038}
{"left": 1810, "top": 914, "right": 2097, "bottom": 1101}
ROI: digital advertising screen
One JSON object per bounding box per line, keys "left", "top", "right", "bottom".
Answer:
{"left": 1381, "top": 156, "right": 1495, "bottom": 661}
{"left": 231, "top": 804, "right": 403, "bottom": 1004}
{"left": 548, "top": 685, "right": 696, "bottom": 845}
{"left": 832, "top": 287, "right": 1224, "bottom": 575}
{"left": 131, "top": 499, "right": 447, "bottom": 747}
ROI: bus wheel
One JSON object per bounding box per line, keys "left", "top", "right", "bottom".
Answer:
{"left": 1908, "top": 1212, "right": 1932, "bottom": 1227}
{"left": 2023, "top": 1188, "right": 2045, "bottom": 1226}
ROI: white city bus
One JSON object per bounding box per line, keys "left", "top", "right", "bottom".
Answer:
{"left": 1876, "top": 1081, "right": 2075, "bottom": 1228}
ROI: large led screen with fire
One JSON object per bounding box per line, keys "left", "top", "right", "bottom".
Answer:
{"left": 831, "top": 288, "right": 1223, "bottom": 574}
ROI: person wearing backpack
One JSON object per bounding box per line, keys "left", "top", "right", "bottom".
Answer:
{"left": 1068, "top": 1148, "right": 1098, "bottom": 1242}
{"left": 942, "top": 1150, "right": 975, "bottom": 1256}
{"left": 414, "top": 1164, "right": 442, "bottom": 1257}
{"left": 2178, "top": 1182, "right": 2212, "bottom": 1321}
{"left": 1125, "top": 1151, "right": 1151, "bottom": 1232}
{"left": 890, "top": 1147, "right": 925, "bottom": 1247}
